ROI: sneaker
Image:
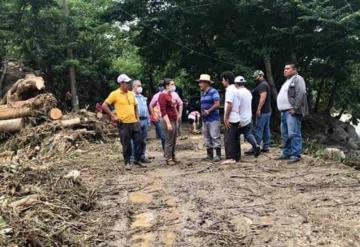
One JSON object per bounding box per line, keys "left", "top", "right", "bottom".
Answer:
{"left": 141, "top": 158, "right": 152, "bottom": 164}
{"left": 254, "top": 146, "right": 261, "bottom": 158}
{"left": 133, "top": 160, "right": 147, "bottom": 168}
{"left": 275, "top": 155, "right": 290, "bottom": 160}
{"left": 221, "top": 159, "right": 236, "bottom": 165}
{"left": 288, "top": 156, "right": 301, "bottom": 164}
{"left": 166, "top": 159, "right": 176, "bottom": 166}
{"left": 244, "top": 149, "right": 254, "bottom": 156}
{"left": 124, "top": 163, "right": 132, "bottom": 170}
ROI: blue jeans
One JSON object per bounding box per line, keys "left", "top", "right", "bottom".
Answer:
{"left": 239, "top": 123, "right": 258, "bottom": 150}
{"left": 280, "top": 111, "right": 302, "bottom": 158}
{"left": 131, "top": 120, "right": 148, "bottom": 161}
{"left": 255, "top": 112, "right": 271, "bottom": 150}
{"left": 154, "top": 120, "right": 165, "bottom": 150}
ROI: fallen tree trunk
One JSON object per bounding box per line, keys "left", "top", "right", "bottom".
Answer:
{"left": 60, "top": 117, "right": 89, "bottom": 128}
{"left": 0, "top": 93, "right": 57, "bottom": 120}
{"left": 1, "top": 73, "right": 45, "bottom": 105}
{"left": 0, "top": 118, "right": 24, "bottom": 132}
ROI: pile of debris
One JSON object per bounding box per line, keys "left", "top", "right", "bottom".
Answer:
{"left": 0, "top": 74, "right": 117, "bottom": 160}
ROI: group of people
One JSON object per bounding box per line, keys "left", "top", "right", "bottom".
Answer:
{"left": 102, "top": 63, "right": 308, "bottom": 170}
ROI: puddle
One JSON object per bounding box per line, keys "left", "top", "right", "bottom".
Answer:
{"left": 128, "top": 192, "right": 153, "bottom": 204}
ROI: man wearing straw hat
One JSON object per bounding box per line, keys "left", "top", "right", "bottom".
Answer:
{"left": 197, "top": 74, "right": 222, "bottom": 161}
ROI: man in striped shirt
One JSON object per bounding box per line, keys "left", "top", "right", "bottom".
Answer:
{"left": 197, "top": 74, "right": 222, "bottom": 161}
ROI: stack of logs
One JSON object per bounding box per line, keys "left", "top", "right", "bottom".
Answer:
{"left": 0, "top": 74, "right": 108, "bottom": 133}
{"left": 0, "top": 74, "right": 59, "bottom": 132}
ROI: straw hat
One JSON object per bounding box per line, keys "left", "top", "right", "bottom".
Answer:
{"left": 196, "top": 74, "right": 213, "bottom": 84}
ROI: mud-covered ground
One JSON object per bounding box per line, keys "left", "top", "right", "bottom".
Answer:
{"left": 59, "top": 127, "right": 360, "bottom": 247}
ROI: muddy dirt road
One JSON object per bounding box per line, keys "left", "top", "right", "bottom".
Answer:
{"left": 68, "top": 131, "right": 360, "bottom": 247}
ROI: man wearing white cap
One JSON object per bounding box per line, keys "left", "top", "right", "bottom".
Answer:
{"left": 102, "top": 74, "right": 146, "bottom": 171}
{"left": 235, "top": 75, "right": 261, "bottom": 159}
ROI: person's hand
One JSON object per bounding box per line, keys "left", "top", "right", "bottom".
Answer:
{"left": 288, "top": 109, "right": 295, "bottom": 116}
{"left": 203, "top": 109, "right": 210, "bottom": 116}
{"left": 167, "top": 123, "right": 173, "bottom": 131}
{"left": 177, "top": 114, "right": 182, "bottom": 122}
{"left": 224, "top": 118, "right": 231, "bottom": 129}
{"left": 111, "top": 115, "right": 120, "bottom": 123}
{"left": 256, "top": 109, "right": 261, "bottom": 117}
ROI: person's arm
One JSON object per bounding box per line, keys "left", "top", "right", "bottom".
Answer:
{"left": 102, "top": 102, "right": 119, "bottom": 123}
{"left": 134, "top": 105, "right": 139, "bottom": 120}
{"left": 177, "top": 104, "right": 183, "bottom": 121}
{"left": 102, "top": 93, "right": 119, "bottom": 123}
{"left": 149, "top": 94, "right": 158, "bottom": 116}
{"left": 290, "top": 76, "right": 306, "bottom": 115}
{"left": 256, "top": 92, "right": 267, "bottom": 117}
{"left": 224, "top": 102, "right": 233, "bottom": 129}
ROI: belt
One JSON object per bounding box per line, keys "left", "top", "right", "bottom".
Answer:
{"left": 139, "top": 116, "right": 148, "bottom": 120}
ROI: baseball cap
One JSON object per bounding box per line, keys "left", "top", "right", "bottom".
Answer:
{"left": 253, "top": 70, "right": 265, "bottom": 79}
{"left": 117, "top": 74, "right": 132, "bottom": 84}
{"left": 234, "top": 76, "right": 246, "bottom": 84}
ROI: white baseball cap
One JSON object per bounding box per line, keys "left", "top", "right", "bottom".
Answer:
{"left": 117, "top": 74, "right": 132, "bottom": 84}
{"left": 234, "top": 76, "right": 246, "bottom": 84}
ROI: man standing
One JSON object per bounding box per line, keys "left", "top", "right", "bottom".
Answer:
{"left": 198, "top": 74, "right": 221, "bottom": 161}
{"left": 246, "top": 70, "right": 272, "bottom": 155}
{"left": 102, "top": 74, "right": 146, "bottom": 170}
{"left": 234, "top": 75, "right": 261, "bottom": 161}
{"left": 222, "top": 71, "right": 241, "bottom": 164}
{"left": 277, "top": 63, "right": 309, "bottom": 163}
{"left": 132, "top": 80, "right": 151, "bottom": 163}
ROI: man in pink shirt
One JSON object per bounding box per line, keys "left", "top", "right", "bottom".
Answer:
{"left": 149, "top": 83, "right": 183, "bottom": 149}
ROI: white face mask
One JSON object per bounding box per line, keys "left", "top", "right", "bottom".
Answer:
{"left": 135, "top": 86, "right": 143, "bottom": 94}
{"left": 170, "top": 85, "right": 176, "bottom": 92}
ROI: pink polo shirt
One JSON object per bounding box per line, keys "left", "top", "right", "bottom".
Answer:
{"left": 149, "top": 91, "right": 183, "bottom": 119}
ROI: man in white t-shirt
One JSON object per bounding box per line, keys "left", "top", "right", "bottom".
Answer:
{"left": 222, "top": 72, "right": 260, "bottom": 164}
{"left": 236, "top": 76, "right": 261, "bottom": 160}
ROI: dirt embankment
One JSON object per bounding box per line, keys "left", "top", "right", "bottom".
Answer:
{"left": 1, "top": 130, "right": 360, "bottom": 246}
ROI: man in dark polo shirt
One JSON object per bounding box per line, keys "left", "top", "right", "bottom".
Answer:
{"left": 246, "top": 70, "right": 272, "bottom": 155}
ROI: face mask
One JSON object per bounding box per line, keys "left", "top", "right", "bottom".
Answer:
{"left": 170, "top": 85, "right": 176, "bottom": 92}
{"left": 136, "top": 87, "right": 143, "bottom": 94}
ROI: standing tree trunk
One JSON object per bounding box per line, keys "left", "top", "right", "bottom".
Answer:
{"left": 325, "top": 82, "right": 338, "bottom": 115}
{"left": 0, "top": 59, "right": 8, "bottom": 97}
{"left": 263, "top": 55, "right": 279, "bottom": 111}
{"left": 314, "top": 78, "right": 325, "bottom": 113}
{"left": 63, "top": 0, "right": 79, "bottom": 112}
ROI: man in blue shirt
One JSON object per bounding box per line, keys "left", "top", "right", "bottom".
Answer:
{"left": 197, "top": 74, "right": 221, "bottom": 161}
{"left": 131, "top": 80, "right": 151, "bottom": 163}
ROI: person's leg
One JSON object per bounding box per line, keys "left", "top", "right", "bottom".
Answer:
{"left": 171, "top": 121, "right": 178, "bottom": 161}
{"left": 155, "top": 120, "right": 166, "bottom": 150}
{"left": 130, "top": 139, "right": 135, "bottom": 162}
{"left": 202, "top": 122, "right": 213, "bottom": 159}
{"left": 286, "top": 113, "right": 302, "bottom": 159}
{"left": 242, "top": 124, "right": 260, "bottom": 154}
{"left": 224, "top": 123, "right": 239, "bottom": 161}
{"left": 255, "top": 114, "right": 266, "bottom": 146}
{"left": 119, "top": 124, "right": 132, "bottom": 164}
{"left": 139, "top": 120, "right": 149, "bottom": 161}
{"left": 210, "top": 121, "right": 221, "bottom": 161}
{"left": 280, "top": 112, "right": 291, "bottom": 158}
{"left": 162, "top": 120, "right": 173, "bottom": 161}
{"left": 262, "top": 112, "right": 272, "bottom": 151}
{"left": 132, "top": 123, "right": 144, "bottom": 162}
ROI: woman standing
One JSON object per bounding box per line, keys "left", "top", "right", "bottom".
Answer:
{"left": 158, "top": 79, "right": 179, "bottom": 165}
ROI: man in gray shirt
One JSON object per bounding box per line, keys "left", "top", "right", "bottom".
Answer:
{"left": 276, "top": 63, "right": 309, "bottom": 163}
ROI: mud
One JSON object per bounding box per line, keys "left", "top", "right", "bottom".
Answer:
{"left": 14, "top": 129, "right": 359, "bottom": 246}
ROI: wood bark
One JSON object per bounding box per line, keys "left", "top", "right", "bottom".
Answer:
{"left": 0, "top": 93, "right": 57, "bottom": 120}
{"left": 0, "top": 118, "right": 24, "bottom": 132}
{"left": 60, "top": 117, "right": 89, "bottom": 128}
{"left": 264, "top": 56, "right": 279, "bottom": 114}
{"left": 0, "top": 59, "right": 8, "bottom": 97}
{"left": 1, "top": 73, "right": 45, "bottom": 105}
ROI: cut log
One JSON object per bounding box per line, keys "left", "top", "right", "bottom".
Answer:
{"left": 60, "top": 117, "right": 89, "bottom": 128}
{"left": 0, "top": 93, "right": 57, "bottom": 120}
{"left": 1, "top": 74, "right": 45, "bottom": 105}
{"left": 96, "top": 112, "right": 103, "bottom": 119}
{"left": 49, "top": 108, "right": 63, "bottom": 120}
{"left": 0, "top": 118, "right": 24, "bottom": 132}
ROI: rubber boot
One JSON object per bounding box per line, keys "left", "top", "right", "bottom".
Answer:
{"left": 214, "top": 148, "right": 221, "bottom": 162}
{"left": 206, "top": 148, "right": 214, "bottom": 160}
